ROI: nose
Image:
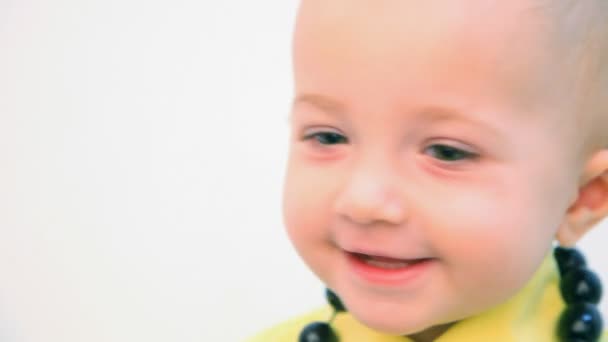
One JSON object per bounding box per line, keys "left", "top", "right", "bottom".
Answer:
{"left": 333, "top": 161, "right": 407, "bottom": 227}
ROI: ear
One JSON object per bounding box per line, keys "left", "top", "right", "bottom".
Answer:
{"left": 556, "top": 149, "right": 608, "bottom": 246}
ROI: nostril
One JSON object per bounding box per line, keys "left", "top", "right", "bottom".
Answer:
{"left": 340, "top": 213, "right": 384, "bottom": 227}
{"left": 339, "top": 210, "right": 405, "bottom": 228}
{"left": 334, "top": 191, "right": 406, "bottom": 226}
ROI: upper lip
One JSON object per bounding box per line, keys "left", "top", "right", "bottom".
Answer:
{"left": 342, "top": 247, "right": 430, "bottom": 261}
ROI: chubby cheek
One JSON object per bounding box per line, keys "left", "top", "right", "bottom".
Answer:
{"left": 282, "top": 159, "right": 338, "bottom": 281}
{"left": 430, "top": 177, "right": 556, "bottom": 296}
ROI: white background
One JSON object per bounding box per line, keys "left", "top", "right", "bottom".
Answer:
{"left": 0, "top": 1, "right": 606, "bottom": 341}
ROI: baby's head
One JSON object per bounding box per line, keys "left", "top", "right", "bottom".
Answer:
{"left": 283, "top": 0, "right": 608, "bottom": 339}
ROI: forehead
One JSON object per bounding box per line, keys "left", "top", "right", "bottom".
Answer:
{"left": 293, "top": 0, "right": 570, "bottom": 112}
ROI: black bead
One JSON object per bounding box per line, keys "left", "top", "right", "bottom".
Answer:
{"left": 560, "top": 268, "right": 603, "bottom": 305}
{"left": 298, "top": 322, "right": 339, "bottom": 342}
{"left": 325, "top": 288, "right": 346, "bottom": 312}
{"left": 554, "top": 247, "right": 587, "bottom": 276}
{"left": 557, "top": 303, "right": 603, "bottom": 341}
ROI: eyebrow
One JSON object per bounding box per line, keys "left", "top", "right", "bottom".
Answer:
{"left": 289, "top": 93, "right": 347, "bottom": 120}
{"left": 290, "top": 93, "right": 506, "bottom": 138}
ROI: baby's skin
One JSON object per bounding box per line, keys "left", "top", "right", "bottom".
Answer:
{"left": 283, "top": 1, "right": 608, "bottom": 340}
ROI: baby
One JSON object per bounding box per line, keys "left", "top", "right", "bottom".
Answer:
{"left": 252, "top": 0, "right": 608, "bottom": 341}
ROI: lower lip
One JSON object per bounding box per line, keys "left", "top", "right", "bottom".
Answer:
{"left": 345, "top": 252, "right": 434, "bottom": 286}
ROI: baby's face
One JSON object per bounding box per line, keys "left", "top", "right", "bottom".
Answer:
{"left": 284, "top": 0, "right": 583, "bottom": 337}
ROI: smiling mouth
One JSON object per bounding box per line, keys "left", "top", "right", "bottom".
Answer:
{"left": 350, "top": 252, "right": 429, "bottom": 270}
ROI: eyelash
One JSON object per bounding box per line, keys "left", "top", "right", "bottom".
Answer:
{"left": 301, "top": 131, "right": 479, "bottom": 162}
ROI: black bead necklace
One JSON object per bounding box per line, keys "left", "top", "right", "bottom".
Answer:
{"left": 554, "top": 246, "right": 603, "bottom": 341}
{"left": 298, "top": 246, "right": 604, "bottom": 342}
{"left": 299, "top": 288, "right": 346, "bottom": 342}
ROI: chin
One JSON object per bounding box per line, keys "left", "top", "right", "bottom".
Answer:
{"left": 350, "top": 307, "right": 433, "bottom": 336}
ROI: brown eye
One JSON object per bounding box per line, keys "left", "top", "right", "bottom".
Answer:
{"left": 303, "top": 132, "right": 348, "bottom": 145}
{"left": 425, "top": 144, "right": 477, "bottom": 162}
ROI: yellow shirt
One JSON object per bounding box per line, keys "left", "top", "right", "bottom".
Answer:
{"left": 248, "top": 253, "right": 606, "bottom": 341}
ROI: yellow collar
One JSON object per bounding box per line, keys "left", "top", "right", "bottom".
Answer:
{"left": 249, "top": 252, "right": 604, "bottom": 341}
